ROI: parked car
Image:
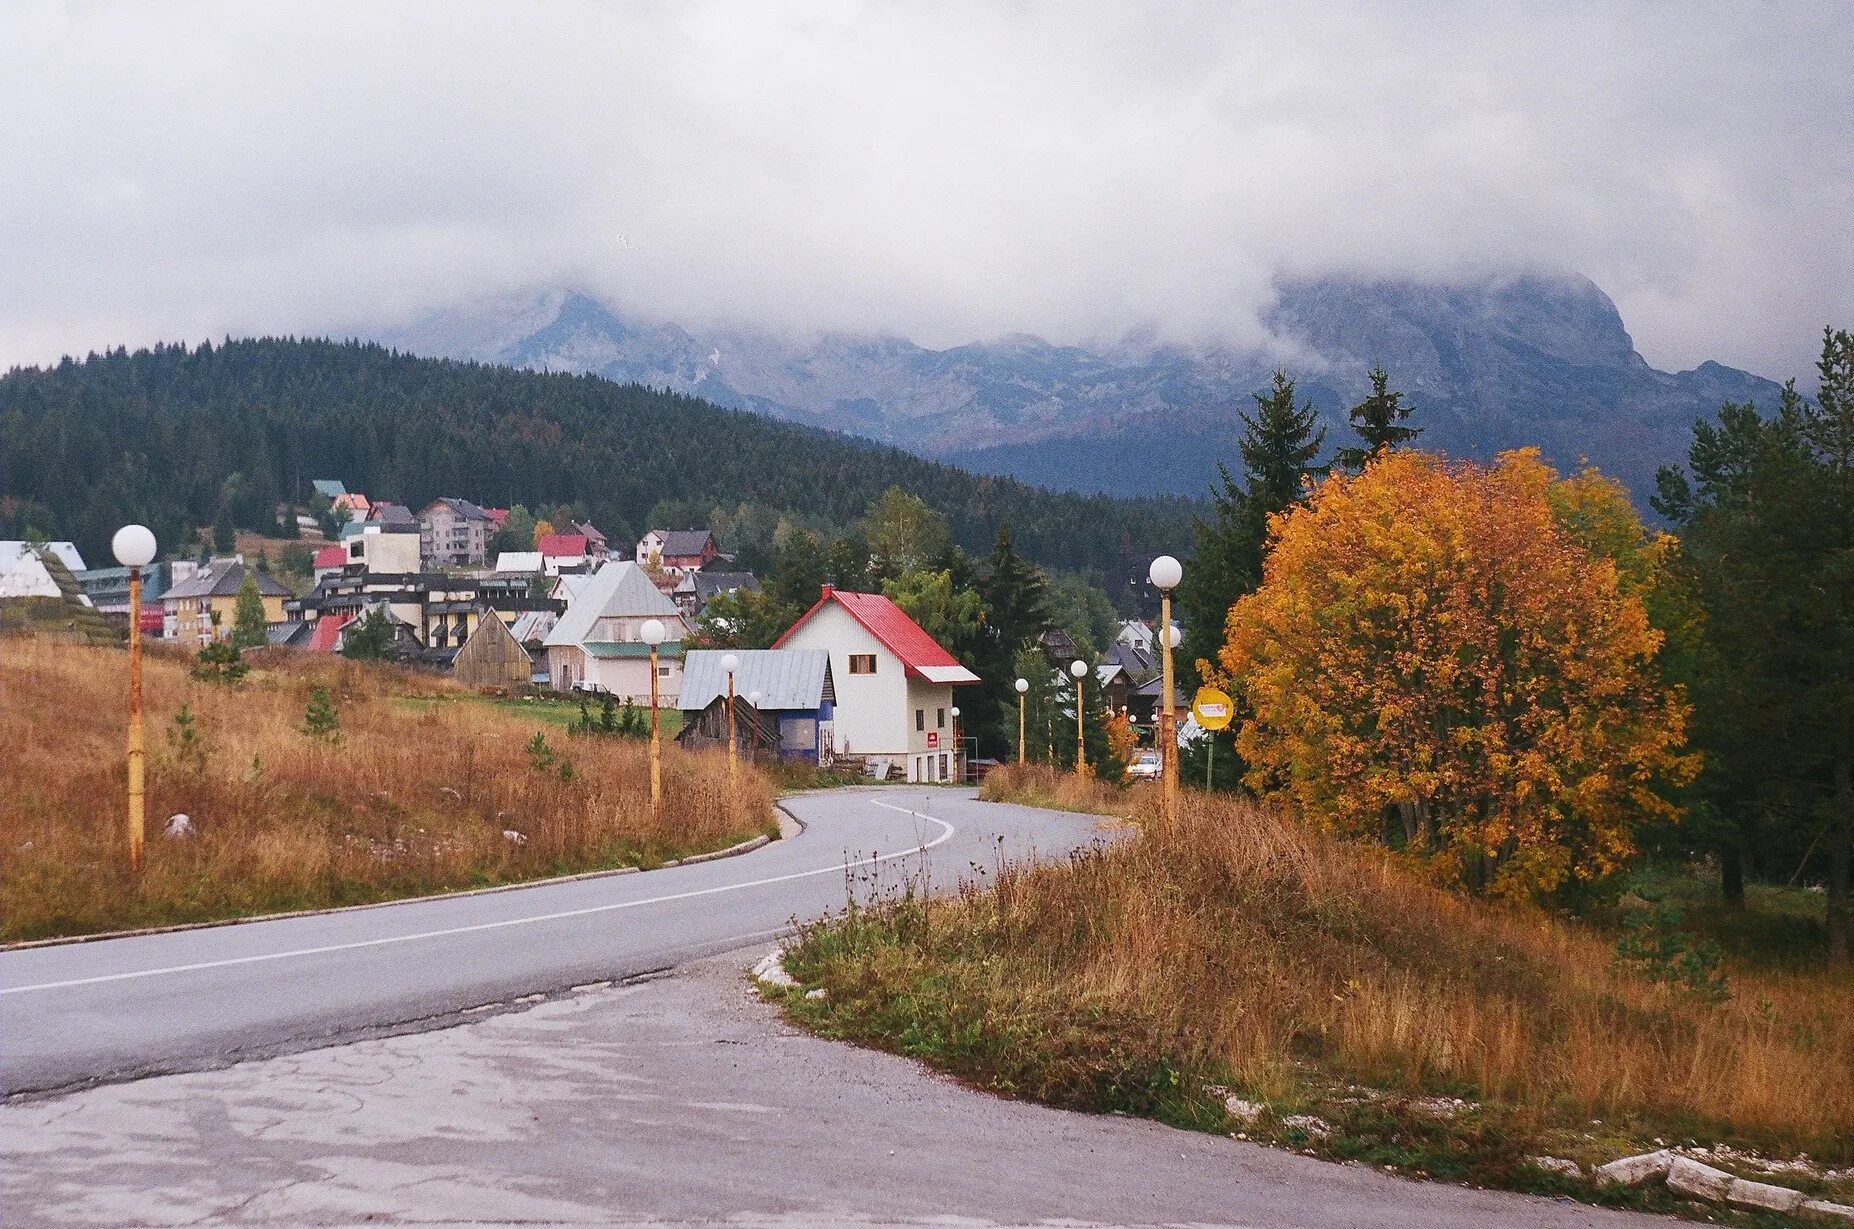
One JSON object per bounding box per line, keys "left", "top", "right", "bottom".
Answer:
{"left": 1126, "top": 749, "right": 1162, "bottom": 781}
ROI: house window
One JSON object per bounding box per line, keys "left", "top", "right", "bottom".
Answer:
{"left": 658, "top": 665, "right": 670, "bottom": 676}
{"left": 848, "top": 653, "right": 877, "bottom": 675}
{"left": 915, "top": 709, "right": 925, "bottom": 731}
{"left": 937, "top": 707, "right": 945, "bottom": 728}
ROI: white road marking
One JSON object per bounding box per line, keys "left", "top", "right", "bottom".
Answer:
{"left": 1, "top": 802, "right": 955, "bottom": 996}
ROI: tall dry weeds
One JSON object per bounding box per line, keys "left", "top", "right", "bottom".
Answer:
{"left": 1, "top": 637, "right": 773, "bottom": 940}
{"left": 807, "top": 763, "right": 1853, "bottom": 1158}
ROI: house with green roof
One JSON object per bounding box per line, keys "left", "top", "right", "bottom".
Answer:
{"left": 541, "top": 560, "right": 689, "bottom": 703}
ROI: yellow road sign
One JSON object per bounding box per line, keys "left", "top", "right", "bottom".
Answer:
{"left": 1191, "top": 686, "right": 1233, "bottom": 731}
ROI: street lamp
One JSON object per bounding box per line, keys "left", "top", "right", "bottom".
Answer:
{"left": 1148, "top": 555, "right": 1183, "bottom": 828}
{"left": 720, "top": 652, "right": 740, "bottom": 791}
{"left": 950, "top": 705, "right": 961, "bottom": 783}
{"left": 641, "top": 619, "right": 667, "bottom": 810}
{"left": 1014, "top": 677, "right": 1028, "bottom": 765}
{"left": 113, "top": 524, "right": 157, "bottom": 873}
{"left": 1069, "top": 659, "right": 1088, "bottom": 775}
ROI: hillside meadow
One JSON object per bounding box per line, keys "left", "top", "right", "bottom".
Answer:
{"left": 0, "top": 637, "right": 773, "bottom": 941}
{"left": 781, "top": 766, "right": 1853, "bottom": 1212}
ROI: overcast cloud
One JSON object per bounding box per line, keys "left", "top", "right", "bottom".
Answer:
{"left": 2, "top": 1, "right": 1849, "bottom": 380}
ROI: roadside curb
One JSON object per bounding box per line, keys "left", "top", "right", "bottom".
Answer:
{"left": 4, "top": 820, "right": 791, "bottom": 953}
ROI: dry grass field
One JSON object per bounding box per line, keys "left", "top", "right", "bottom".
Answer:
{"left": 783, "top": 764, "right": 1853, "bottom": 1203}
{"left": 1, "top": 637, "right": 774, "bottom": 941}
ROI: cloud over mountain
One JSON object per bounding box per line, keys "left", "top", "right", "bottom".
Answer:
{"left": 2, "top": 2, "right": 1848, "bottom": 382}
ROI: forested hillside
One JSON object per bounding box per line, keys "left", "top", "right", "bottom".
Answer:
{"left": 0, "top": 339, "right": 1194, "bottom": 583}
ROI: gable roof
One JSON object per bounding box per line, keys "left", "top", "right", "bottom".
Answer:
{"left": 648, "top": 529, "right": 714, "bottom": 557}
{"left": 308, "top": 612, "right": 351, "bottom": 652}
{"left": 423, "top": 497, "right": 493, "bottom": 522}
{"left": 537, "top": 533, "right": 588, "bottom": 558}
{"left": 680, "top": 649, "right": 831, "bottom": 712}
{"left": 774, "top": 586, "right": 979, "bottom": 685}
{"left": 163, "top": 559, "right": 291, "bottom": 600}
{"left": 495, "top": 551, "right": 542, "bottom": 573}
{"left": 692, "top": 571, "right": 760, "bottom": 599}
{"left": 1, "top": 540, "right": 86, "bottom": 573}
{"left": 311, "top": 479, "right": 346, "bottom": 498}
{"left": 543, "top": 560, "right": 683, "bottom": 647}
{"left": 313, "top": 545, "right": 347, "bottom": 570}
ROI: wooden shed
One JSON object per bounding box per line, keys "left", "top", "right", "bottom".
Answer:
{"left": 452, "top": 612, "right": 533, "bottom": 689}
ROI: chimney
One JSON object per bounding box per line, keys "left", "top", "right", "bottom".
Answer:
{"left": 820, "top": 583, "right": 834, "bottom": 599}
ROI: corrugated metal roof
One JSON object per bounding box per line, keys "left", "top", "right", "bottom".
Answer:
{"left": 544, "top": 560, "right": 684, "bottom": 647}
{"left": 680, "top": 649, "right": 829, "bottom": 712}
{"left": 582, "top": 640, "right": 684, "bottom": 659}
{"left": 773, "top": 587, "right": 979, "bottom": 684}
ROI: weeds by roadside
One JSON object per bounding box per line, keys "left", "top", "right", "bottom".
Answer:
{"left": 778, "top": 763, "right": 1853, "bottom": 1221}
{"left": 1, "top": 637, "right": 776, "bottom": 941}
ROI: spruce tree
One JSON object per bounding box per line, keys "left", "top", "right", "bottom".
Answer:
{"left": 230, "top": 573, "right": 269, "bottom": 649}
{"left": 1177, "top": 370, "right": 1326, "bottom": 686}
{"left": 1336, "top": 364, "right": 1421, "bottom": 471}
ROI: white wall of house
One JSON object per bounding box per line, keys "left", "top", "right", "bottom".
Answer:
{"left": 545, "top": 646, "right": 682, "bottom": 706}
{"left": 778, "top": 603, "right": 957, "bottom": 781}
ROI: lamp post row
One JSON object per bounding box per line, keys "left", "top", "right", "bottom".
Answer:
{"left": 109, "top": 524, "right": 1182, "bottom": 869}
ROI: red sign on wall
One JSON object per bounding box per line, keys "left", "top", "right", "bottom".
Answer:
{"left": 926, "top": 731, "right": 939, "bottom": 749}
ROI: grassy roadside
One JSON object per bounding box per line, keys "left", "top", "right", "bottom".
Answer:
{"left": 1, "top": 637, "right": 774, "bottom": 941}
{"left": 774, "top": 765, "right": 1853, "bottom": 1223}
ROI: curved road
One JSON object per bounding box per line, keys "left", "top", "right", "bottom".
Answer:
{"left": 0, "top": 788, "right": 1104, "bottom": 1097}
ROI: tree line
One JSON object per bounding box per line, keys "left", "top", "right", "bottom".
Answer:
{"left": 0, "top": 337, "right": 1195, "bottom": 588}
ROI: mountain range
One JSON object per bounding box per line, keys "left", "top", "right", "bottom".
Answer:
{"left": 375, "top": 274, "right": 1782, "bottom": 501}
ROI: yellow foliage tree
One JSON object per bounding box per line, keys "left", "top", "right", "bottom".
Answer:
{"left": 1105, "top": 710, "right": 1138, "bottom": 776}
{"left": 1218, "top": 449, "right": 1696, "bottom": 898}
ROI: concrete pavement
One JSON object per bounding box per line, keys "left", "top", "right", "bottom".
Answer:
{"left": 0, "top": 949, "right": 1662, "bottom": 1228}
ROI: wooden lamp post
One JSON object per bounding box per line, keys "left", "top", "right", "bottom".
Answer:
{"left": 1148, "top": 555, "right": 1183, "bottom": 830}
{"left": 641, "top": 618, "right": 667, "bottom": 811}
{"left": 1069, "top": 659, "right": 1088, "bottom": 775}
{"left": 1014, "top": 677, "right": 1028, "bottom": 765}
{"left": 720, "top": 652, "right": 740, "bottom": 792}
{"left": 112, "top": 524, "right": 158, "bottom": 873}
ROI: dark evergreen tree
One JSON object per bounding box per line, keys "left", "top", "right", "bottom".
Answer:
{"left": 1176, "top": 370, "right": 1326, "bottom": 688}
{"left": 1335, "top": 364, "right": 1421, "bottom": 471}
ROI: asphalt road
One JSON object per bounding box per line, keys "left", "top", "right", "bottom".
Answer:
{"left": 1, "top": 951, "right": 1663, "bottom": 1228}
{"left": 0, "top": 788, "right": 1105, "bottom": 1097}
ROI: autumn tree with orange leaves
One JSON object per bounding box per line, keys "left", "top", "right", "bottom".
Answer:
{"left": 1217, "top": 449, "right": 1696, "bottom": 899}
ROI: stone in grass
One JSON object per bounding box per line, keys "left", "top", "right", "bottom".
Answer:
{"left": 751, "top": 949, "right": 797, "bottom": 989}
{"left": 804, "top": 987, "right": 828, "bottom": 1001}
{"left": 1666, "top": 1157, "right": 1735, "bottom": 1202}
{"left": 1529, "top": 1157, "right": 1583, "bottom": 1180}
{"left": 163, "top": 813, "right": 195, "bottom": 838}
{"left": 1595, "top": 1150, "right": 1676, "bottom": 1187}
{"left": 1801, "top": 1198, "right": 1854, "bottom": 1224}
{"left": 1280, "top": 1114, "right": 1331, "bottom": 1140}
{"left": 1223, "top": 1097, "right": 1265, "bottom": 1125}
{"left": 1726, "top": 1177, "right": 1806, "bottom": 1214}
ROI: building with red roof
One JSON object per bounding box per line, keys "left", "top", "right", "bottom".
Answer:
{"left": 773, "top": 585, "right": 978, "bottom": 782}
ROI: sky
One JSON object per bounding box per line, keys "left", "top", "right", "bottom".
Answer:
{"left": 3, "top": 1, "right": 1849, "bottom": 381}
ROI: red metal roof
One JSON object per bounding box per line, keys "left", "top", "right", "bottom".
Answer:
{"left": 773, "top": 586, "right": 972, "bottom": 681}
{"left": 537, "top": 533, "right": 588, "bottom": 558}
{"left": 313, "top": 545, "right": 346, "bottom": 569}
{"left": 308, "top": 613, "right": 351, "bottom": 653}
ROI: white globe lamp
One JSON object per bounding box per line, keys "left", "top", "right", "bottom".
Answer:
{"left": 112, "top": 524, "right": 157, "bottom": 568}
{"left": 1014, "top": 677, "right": 1028, "bottom": 694}
{"left": 1148, "top": 555, "right": 1182, "bottom": 591}
{"left": 640, "top": 618, "right": 666, "bottom": 647}
{"left": 1069, "top": 659, "right": 1088, "bottom": 679}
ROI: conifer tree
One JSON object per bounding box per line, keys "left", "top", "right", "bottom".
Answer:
{"left": 230, "top": 573, "right": 269, "bottom": 649}
{"left": 1336, "top": 364, "right": 1421, "bottom": 471}
{"left": 1177, "top": 370, "right": 1326, "bottom": 686}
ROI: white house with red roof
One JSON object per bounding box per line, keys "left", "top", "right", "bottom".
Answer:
{"left": 772, "top": 585, "right": 979, "bottom": 782}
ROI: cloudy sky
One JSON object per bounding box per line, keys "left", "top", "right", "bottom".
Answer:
{"left": 3, "top": 1, "right": 1849, "bottom": 380}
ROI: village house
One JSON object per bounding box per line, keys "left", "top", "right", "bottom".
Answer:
{"left": 772, "top": 585, "right": 979, "bottom": 783}
{"left": 636, "top": 528, "right": 718, "bottom": 575}
{"left": 417, "top": 497, "right": 496, "bottom": 567}
{"left": 451, "top": 610, "right": 535, "bottom": 689}
{"left": 536, "top": 532, "right": 591, "bottom": 575}
{"left": 570, "top": 520, "right": 611, "bottom": 562}
{"left": 672, "top": 569, "right": 759, "bottom": 618}
{"left": 161, "top": 560, "right": 289, "bottom": 644}
{"left": 677, "top": 649, "right": 834, "bottom": 764}
{"left": 542, "top": 560, "right": 688, "bottom": 702}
